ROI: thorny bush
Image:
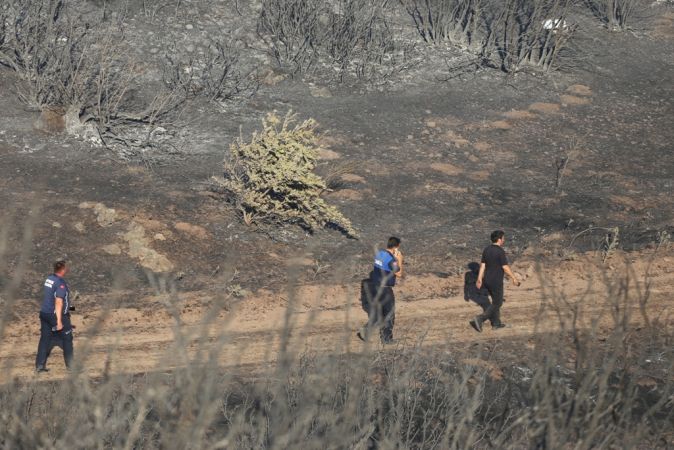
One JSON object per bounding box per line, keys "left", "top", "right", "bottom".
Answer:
{"left": 213, "top": 112, "right": 357, "bottom": 237}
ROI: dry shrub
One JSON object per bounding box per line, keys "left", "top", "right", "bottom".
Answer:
{"left": 325, "top": 0, "right": 406, "bottom": 81}
{"left": 140, "top": 0, "right": 185, "bottom": 20}
{"left": 0, "top": 239, "right": 672, "bottom": 449}
{"left": 257, "top": 0, "right": 409, "bottom": 82}
{"left": 516, "top": 265, "right": 674, "bottom": 449}
{"left": 400, "top": 0, "right": 486, "bottom": 49}
{"left": 0, "top": 0, "right": 185, "bottom": 158}
{"left": 492, "top": 0, "right": 576, "bottom": 73}
{"left": 257, "top": 0, "right": 323, "bottom": 74}
{"left": 0, "top": 0, "right": 90, "bottom": 108}
{"left": 402, "top": 0, "right": 577, "bottom": 73}
{"left": 319, "top": 160, "right": 362, "bottom": 190}
{"left": 213, "top": 112, "right": 357, "bottom": 237}
{"left": 584, "top": 0, "right": 641, "bottom": 30}
{"left": 162, "top": 37, "right": 258, "bottom": 104}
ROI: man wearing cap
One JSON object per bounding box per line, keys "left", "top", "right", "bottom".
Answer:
{"left": 35, "top": 260, "right": 74, "bottom": 372}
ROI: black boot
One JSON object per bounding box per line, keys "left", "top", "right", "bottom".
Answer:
{"left": 469, "top": 317, "right": 483, "bottom": 333}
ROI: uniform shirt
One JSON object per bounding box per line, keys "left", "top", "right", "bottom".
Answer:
{"left": 41, "top": 274, "right": 70, "bottom": 316}
{"left": 372, "top": 249, "right": 400, "bottom": 287}
{"left": 481, "top": 245, "right": 509, "bottom": 288}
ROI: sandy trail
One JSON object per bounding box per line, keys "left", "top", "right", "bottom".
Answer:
{"left": 1, "top": 251, "right": 672, "bottom": 383}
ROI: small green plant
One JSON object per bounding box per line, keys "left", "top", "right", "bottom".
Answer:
{"left": 655, "top": 230, "right": 670, "bottom": 252}
{"left": 214, "top": 112, "right": 357, "bottom": 237}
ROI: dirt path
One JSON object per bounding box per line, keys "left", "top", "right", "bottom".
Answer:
{"left": 1, "top": 250, "right": 672, "bottom": 383}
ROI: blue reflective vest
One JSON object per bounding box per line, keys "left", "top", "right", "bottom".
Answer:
{"left": 372, "top": 249, "right": 398, "bottom": 287}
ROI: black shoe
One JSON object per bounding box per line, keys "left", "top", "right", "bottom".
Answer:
{"left": 35, "top": 366, "right": 49, "bottom": 373}
{"left": 356, "top": 328, "right": 366, "bottom": 342}
{"left": 492, "top": 323, "right": 508, "bottom": 330}
{"left": 469, "top": 317, "right": 483, "bottom": 333}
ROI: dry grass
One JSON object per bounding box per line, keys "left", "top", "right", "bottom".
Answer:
{"left": 0, "top": 219, "right": 672, "bottom": 449}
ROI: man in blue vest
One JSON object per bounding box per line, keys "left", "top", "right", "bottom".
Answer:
{"left": 358, "top": 237, "right": 403, "bottom": 344}
{"left": 35, "top": 260, "right": 74, "bottom": 372}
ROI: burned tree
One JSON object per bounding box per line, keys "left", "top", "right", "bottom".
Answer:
{"left": 400, "top": 0, "right": 485, "bottom": 49}
{"left": 257, "top": 0, "right": 407, "bottom": 82}
{"left": 585, "top": 0, "right": 640, "bottom": 31}
{"left": 491, "top": 0, "right": 576, "bottom": 73}
{"left": 0, "top": 0, "right": 187, "bottom": 158}
{"left": 401, "top": 0, "right": 577, "bottom": 73}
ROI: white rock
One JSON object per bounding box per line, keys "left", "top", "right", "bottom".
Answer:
{"left": 102, "top": 244, "right": 122, "bottom": 255}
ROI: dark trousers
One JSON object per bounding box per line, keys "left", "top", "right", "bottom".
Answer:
{"left": 478, "top": 284, "right": 504, "bottom": 326}
{"left": 36, "top": 312, "right": 73, "bottom": 369}
{"left": 360, "top": 280, "right": 395, "bottom": 343}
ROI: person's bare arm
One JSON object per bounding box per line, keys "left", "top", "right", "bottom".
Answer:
{"left": 476, "top": 263, "right": 486, "bottom": 289}
{"left": 394, "top": 249, "right": 403, "bottom": 277}
{"left": 503, "top": 265, "right": 521, "bottom": 286}
{"left": 55, "top": 298, "right": 64, "bottom": 330}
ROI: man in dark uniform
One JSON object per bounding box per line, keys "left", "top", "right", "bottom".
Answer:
{"left": 358, "top": 237, "right": 403, "bottom": 344}
{"left": 35, "top": 260, "right": 74, "bottom": 372}
{"left": 470, "top": 231, "right": 520, "bottom": 332}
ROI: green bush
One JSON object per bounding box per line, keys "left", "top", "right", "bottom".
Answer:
{"left": 214, "top": 112, "right": 357, "bottom": 237}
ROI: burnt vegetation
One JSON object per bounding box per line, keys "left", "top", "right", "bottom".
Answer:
{"left": 0, "top": 0, "right": 648, "bottom": 158}
{"left": 257, "top": 0, "right": 411, "bottom": 81}
{"left": 401, "top": 0, "right": 578, "bottom": 72}
{"left": 0, "top": 0, "right": 186, "bottom": 158}
{"left": 585, "top": 0, "right": 642, "bottom": 30}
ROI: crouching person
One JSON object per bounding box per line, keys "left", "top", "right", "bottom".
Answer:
{"left": 357, "top": 237, "right": 403, "bottom": 344}
{"left": 35, "top": 260, "right": 74, "bottom": 373}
